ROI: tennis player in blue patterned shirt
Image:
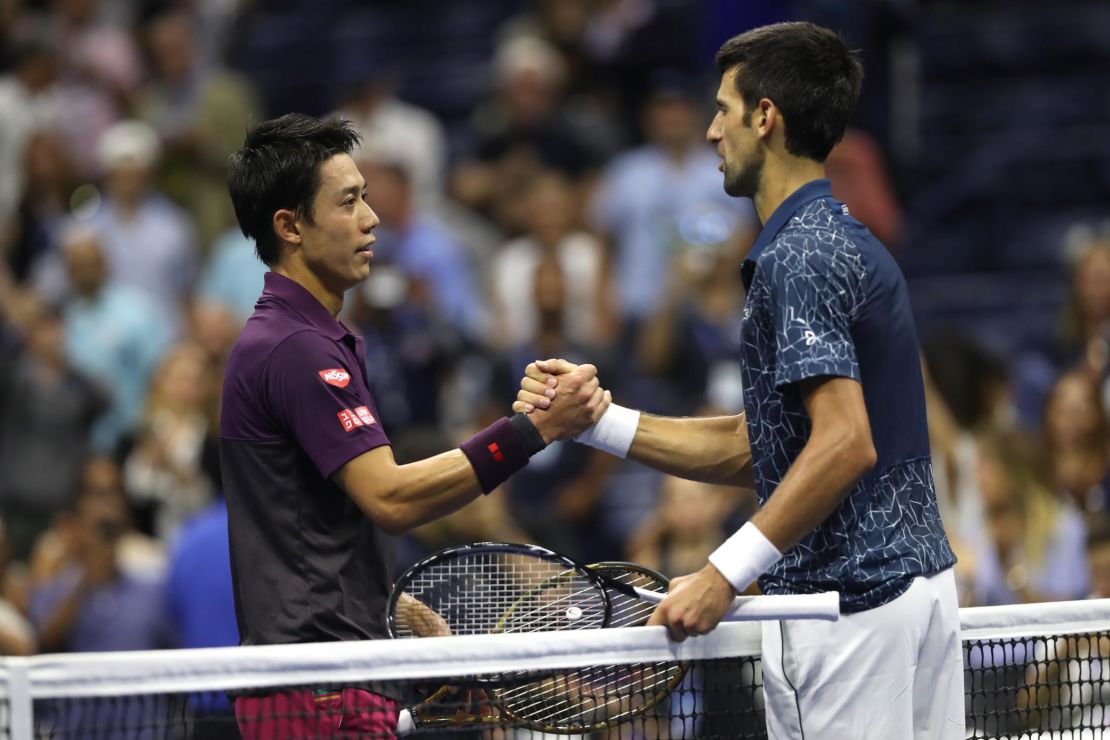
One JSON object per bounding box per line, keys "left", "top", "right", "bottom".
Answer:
{"left": 517, "top": 22, "right": 963, "bottom": 739}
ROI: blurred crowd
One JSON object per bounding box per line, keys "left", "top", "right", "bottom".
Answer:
{"left": 0, "top": 0, "right": 1107, "bottom": 658}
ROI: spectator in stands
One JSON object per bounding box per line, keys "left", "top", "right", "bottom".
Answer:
{"left": 359, "top": 156, "right": 485, "bottom": 342}
{"left": 195, "top": 227, "right": 267, "bottom": 323}
{"left": 0, "top": 28, "right": 60, "bottom": 230}
{"left": 825, "top": 129, "right": 903, "bottom": 249}
{"left": 49, "top": 0, "right": 144, "bottom": 179}
{"left": 1057, "top": 228, "right": 1110, "bottom": 386}
{"left": 971, "top": 432, "right": 1090, "bottom": 605}
{"left": 1087, "top": 517, "right": 1110, "bottom": 599}
{"left": 627, "top": 475, "right": 755, "bottom": 578}
{"left": 0, "top": 519, "right": 35, "bottom": 655}
{"left": 634, "top": 222, "right": 749, "bottom": 416}
{"left": 590, "top": 69, "right": 751, "bottom": 328}
{"left": 136, "top": 7, "right": 261, "bottom": 251}
{"left": 489, "top": 170, "right": 614, "bottom": 350}
{"left": 495, "top": 254, "right": 621, "bottom": 562}
{"left": 1042, "top": 370, "right": 1110, "bottom": 520}
{"left": 123, "top": 341, "right": 216, "bottom": 541}
{"left": 87, "top": 119, "right": 197, "bottom": 333}
{"left": 28, "top": 457, "right": 165, "bottom": 588}
{"left": 334, "top": 73, "right": 447, "bottom": 211}
{"left": 166, "top": 495, "right": 237, "bottom": 650}
{"left": 29, "top": 478, "right": 173, "bottom": 652}
{"left": 0, "top": 293, "right": 105, "bottom": 561}
{"left": 9, "top": 130, "right": 77, "bottom": 286}
{"left": 451, "top": 36, "right": 608, "bottom": 226}
{"left": 58, "top": 225, "right": 173, "bottom": 454}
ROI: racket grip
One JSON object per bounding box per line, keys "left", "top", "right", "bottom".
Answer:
{"left": 634, "top": 587, "right": 840, "bottom": 621}
{"left": 396, "top": 709, "right": 416, "bottom": 735}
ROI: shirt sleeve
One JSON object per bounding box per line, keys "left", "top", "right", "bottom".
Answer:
{"left": 264, "top": 331, "right": 391, "bottom": 479}
{"left": 765, "top": 241, "right": 863, "bottom": 389}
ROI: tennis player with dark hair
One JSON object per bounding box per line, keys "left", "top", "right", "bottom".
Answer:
{"left": 516, "top": 22, "right": 963, "bottom": 738}
{"left": 221, "top": 113, "right": 607, "bottom": 738}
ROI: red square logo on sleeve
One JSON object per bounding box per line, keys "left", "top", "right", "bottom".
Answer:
{"left": 354, "top": 406, "right": 376, "bottom": 426}
{"left": 337, "top": 409, "right": 363, "bottom": 432}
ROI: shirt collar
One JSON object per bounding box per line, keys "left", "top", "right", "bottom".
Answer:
{"left": 260, "top": 271, "right": 350, "bottom": 342}
{"left": 742, "top": 179, "right": 834, "bottom": 285}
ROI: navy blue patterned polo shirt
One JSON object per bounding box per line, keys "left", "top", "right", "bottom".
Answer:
{"left": 739, "top": 179, "right": 955, "bottom": 613}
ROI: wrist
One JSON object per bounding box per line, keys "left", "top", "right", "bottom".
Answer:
{"left": 460, "top": 416, "right": 545, "bottom": 494}
{"left": 575, "top": 403, "right": 640, "bottom": 458}
{"left": 707, "top": 522, "right": 782, "bottom": 593}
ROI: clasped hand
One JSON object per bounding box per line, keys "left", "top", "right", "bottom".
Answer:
{"left": 512, "top": 359, "right": 611, "bottom": 444}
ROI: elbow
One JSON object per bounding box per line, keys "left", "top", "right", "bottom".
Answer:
{"left": 372, "top": 499, "right": 414, "bottom": 536}
{"left": 847, "top": 432, "right": 878, "bottom": 480}
{"left": 354, "top": 488, "right": 414, "bottom": 536}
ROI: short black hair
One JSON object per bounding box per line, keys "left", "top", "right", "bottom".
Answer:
{"left": 227, "top": 114, "right": 362, "bottom": 267}
{"left": 716, "top": 22, "right": 863, "bottom": 162}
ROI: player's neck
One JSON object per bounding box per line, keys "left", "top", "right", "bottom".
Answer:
{"left": 752, "top": 156, "right": 827, "bottom": 225}
{"left": 274, "top": 262, "right": 345, "bottom": 317}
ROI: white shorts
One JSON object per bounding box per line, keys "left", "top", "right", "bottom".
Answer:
{"left": 761, "top": 568, "right": 964, "bottom": 739}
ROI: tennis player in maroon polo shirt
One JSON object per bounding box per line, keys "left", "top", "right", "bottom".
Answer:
{"left": 221, "top": 113, "right": 608, "bottom": 738}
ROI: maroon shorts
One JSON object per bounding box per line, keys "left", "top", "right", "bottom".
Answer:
{"left": 235, "top": 688, "right": 399, "bottom": 739}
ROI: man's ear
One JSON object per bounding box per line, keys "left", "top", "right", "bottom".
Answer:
{"left": 273, "top": 209, "right": 302, "bottom": 246}
{"left": 757, "top": 98, "right": 777, "bottom": 140}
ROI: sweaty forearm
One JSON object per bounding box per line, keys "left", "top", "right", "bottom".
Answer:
{"left": 629, "top": 413, "right": 754, "bottom": 488}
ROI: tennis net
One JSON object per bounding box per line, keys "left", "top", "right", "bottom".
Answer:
{"left": 0, "top": 599, "right": 1107, "bottom": 738}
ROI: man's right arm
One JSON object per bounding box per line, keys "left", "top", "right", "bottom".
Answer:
{"left": 335, "top": 366, "right": 609, "bottom": 536}
{"left": 514, "top": 360, "right": 754, "bottom": 489}
{"left": 629, "top": 412, "right": 754, "bottom": 488}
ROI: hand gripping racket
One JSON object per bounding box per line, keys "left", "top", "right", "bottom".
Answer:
{"left": 390, "top": 543, "right": 839, "bottom": 734}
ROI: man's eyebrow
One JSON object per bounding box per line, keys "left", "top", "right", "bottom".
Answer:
{"left": 335, "top": 182, "right": 367, "bottom": 197}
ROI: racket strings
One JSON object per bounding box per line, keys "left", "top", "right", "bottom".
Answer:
{"left": 495, "top": 564, "right": 682, "bottom": 731}
{"left": 396, "top": 552, "right": 606, "bottom": 637}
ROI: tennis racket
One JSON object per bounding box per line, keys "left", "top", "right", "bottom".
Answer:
{"left": 394, "top": 559, "right": 682, "bottom": 734}
{"left": 390, "top": 543, "right": 840, "bottom": 734}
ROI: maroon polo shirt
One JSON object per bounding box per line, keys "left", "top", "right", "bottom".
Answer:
{"left": 220, "top": 271, "right": 393, "bottom": 646}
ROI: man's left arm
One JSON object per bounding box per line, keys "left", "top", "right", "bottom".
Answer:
{"left": 648, "top": 375, "right": 876, "bottom": 640}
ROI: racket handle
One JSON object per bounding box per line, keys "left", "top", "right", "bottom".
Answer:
{"left": 634, "top": 586, "right": 840, "bottom": 622}
{"left": 396, "top": 709, "right": 416, "bottom": 735}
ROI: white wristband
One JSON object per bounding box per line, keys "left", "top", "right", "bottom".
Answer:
{"left": 708, "top": 521, "right": 783, "bottom": 593}
{"left": 574, "top": 403, "right": 640, "bottom": 458}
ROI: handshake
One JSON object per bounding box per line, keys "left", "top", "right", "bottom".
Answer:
{"left": 511, "top": 359, "right": 611, "bottom": 446}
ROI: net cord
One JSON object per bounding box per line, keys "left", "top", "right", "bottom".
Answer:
{"left": 5, "top": 597, "right": 1110, "bottom": 701}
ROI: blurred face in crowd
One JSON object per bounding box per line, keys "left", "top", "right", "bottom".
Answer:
{"left": 1075, "top": 242, "right": 1110, "bottom": 328}
{"left": 359, "top": 161, "right": 410, "bottom": 230}
{"left": 152, "top": 343, "right": 210, "bottom": 414}
{"left": 286, "top": 153, "right": 379, "bottom": 294}
{"left": 978, "top": 452, "right": 1022, "bottom": 556}
{"left": 26, "top": 306, "right": 66, "bottom": 367}
{"left": 62, "top": 235, "right": 107, "bottom": 298}
{"left": 532, "top": 256, "right": 567, "bottom": 316}
{"left": 659, "top": 477, "right": 723, "bottom": 541}
{"left": 502, "top": 67, "right": 559, "bottom": 126}
{"left": 189, "top": 301, "right": 240, "bottom": 360}
{"left": 146, "top": 12, "right": 195, "bottom": 84}
{"left": 644, "top": 94, "right": 699, "bottom": 151}
{"left": 75, "top": 491, "right": 127, "bottom": 574}
{"left": 1044, "top": 372, "right": 1104, "bottom": 449}
{"left": 105, "top": 161, "right": 151, "bottom": 207}
{"left": 523, "top": 174, "right": 576, "bottom": 247}
{"left": 707, "top": 66, "right": 765, "bottom": 198}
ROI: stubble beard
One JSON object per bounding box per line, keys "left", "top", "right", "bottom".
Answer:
{"left": 723, "top": 149, "right": 764, "bottom": 200}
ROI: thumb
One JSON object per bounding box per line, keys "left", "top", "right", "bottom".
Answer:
{"left": 536, "top": 358, "right": 579, "bottom": 375}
